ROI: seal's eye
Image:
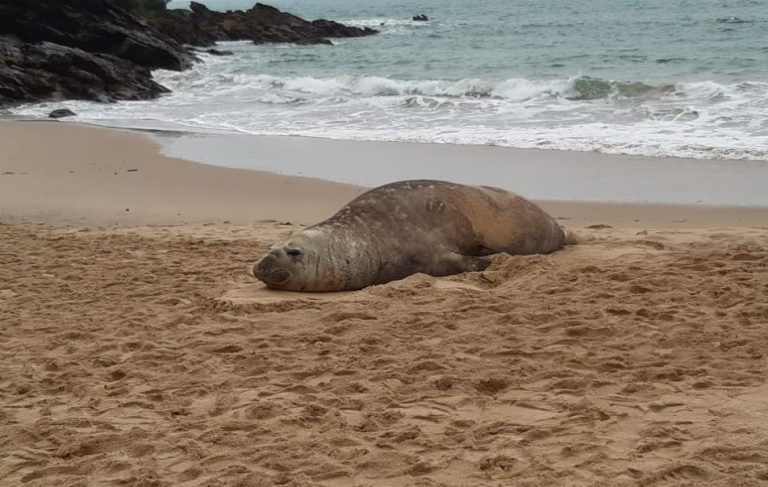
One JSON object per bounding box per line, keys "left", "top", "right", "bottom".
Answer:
{"left": 286, "top": 248, "right": 302, "bottom": 256}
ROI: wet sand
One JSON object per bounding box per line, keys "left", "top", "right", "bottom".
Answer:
{"left": 157, "top": 129, "right": 768, "bottom": 206}
{"left": 1, "top": 121, "right": 768, "bottom": 486}
{"left": 2, "top": 121, "right": 767, "bottom": 228}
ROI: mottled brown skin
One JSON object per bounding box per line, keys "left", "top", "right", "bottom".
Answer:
{"left": 254, "top": 180, "right": 566, "bottom": 292}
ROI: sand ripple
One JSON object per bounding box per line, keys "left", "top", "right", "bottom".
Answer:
{"left": 1, "top": 223, "right": 768, "bottom": 485}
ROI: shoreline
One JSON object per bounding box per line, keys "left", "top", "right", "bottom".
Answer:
{"left": 1, "top": 120, "right": 767, "bottom": 228}
{"left": 7, "top": 114, "right": 768, "bottom": 206}
{"left": 153, "top": 128, "right": 768, "bottom": 207}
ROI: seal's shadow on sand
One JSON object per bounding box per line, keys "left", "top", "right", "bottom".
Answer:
{"left": 221, "top": 282, "right": 351, "bottom": 305}
{"left": 219, "top": 274, "right": 487, "bottom": 307}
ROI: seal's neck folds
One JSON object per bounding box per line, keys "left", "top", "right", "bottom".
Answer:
{"left": 310, "top": 224, "right": 383, "bottom": 291}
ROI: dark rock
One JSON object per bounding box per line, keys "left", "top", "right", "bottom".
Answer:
{"left": 144, "top": 2, "right": 378, "bottom": 47}
{"left": 0, "top": 0, "right": 192, "bottom": 107}
{"left": 141, "top": 8, "right": 218, "bottom": 47}
{"left": 204, "top": 48, "right": 234, "bottom": 56}
{"left": 189, "top": 46, "right": 234, "bottom": 56}
{"left": 189, "top": 1, "right": 214, "bottom": 19}
{"left": 0, "top": 37, "right": 169, "bottom": 106}
{"left": 0, "top": 0, "right": 192, "bottom": 71}
{"left": 412, "top": 14, "right": 429, "bottom": 21}
{"left": 48, "top": 109, "right": 77, "bottom": 118}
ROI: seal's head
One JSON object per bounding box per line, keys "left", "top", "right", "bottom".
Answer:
{"left": 253, "top": 232, "right": 325, "bottom": 291}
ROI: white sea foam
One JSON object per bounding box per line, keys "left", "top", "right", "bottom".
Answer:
{"left": 12, "top": 65, "right": 768, "bottom": 161}
{"left": 340, "top": 17, "right": 435, "bottom": 28}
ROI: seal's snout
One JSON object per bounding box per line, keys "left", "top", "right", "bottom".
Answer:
{"left": 254, "top": 253, "right": 290, "bottom": 285}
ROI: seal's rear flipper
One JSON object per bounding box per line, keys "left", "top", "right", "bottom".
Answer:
{"left": 441, "top": 253, "right": 492, "bottom": 274}
{"left": 564, "top": 229, "right": 594, "bottom": 245}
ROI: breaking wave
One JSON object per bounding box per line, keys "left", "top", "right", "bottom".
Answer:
{"left": 154, "top": 65, "right": 688, "bottom": 102}
{"left": 12, "top": 61, "right": 768, "bottom": 161}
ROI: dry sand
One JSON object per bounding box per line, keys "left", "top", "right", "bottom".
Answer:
{"left": 0, "top": 121, "right": 362, "bottom": 227}
{"left": 1, "top": 121, "right": 768, "bottom": 486}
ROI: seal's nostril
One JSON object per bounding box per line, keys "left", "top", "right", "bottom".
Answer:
{"left": 254, "top": 255, "right": 273, "bottom": 279}
{"left": 253, "top": 253, "right": 290, "bottom": 285}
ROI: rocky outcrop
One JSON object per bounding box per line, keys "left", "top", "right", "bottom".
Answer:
{"left": 0, "top": 0, "right": 192, "bottom": 71}
{"left": 0, "top": 0, "right": 191, "bottom": 106}
{"left": 48, "top": 109, "right": 77, "bottom": 118}
{"left": 0, "top": 37, "right": 170, "bottom": 106}
{"left": 140, "top": 6, "right": 219, "bottom": 47}
{"left": 0, "top": 0, "right": 377, "bottom": 107}
{"left": 202, "top": 48, "right": 234, "bottom": 56}
{"left": 144, "top": 2, "right": 378, "bottom": 47}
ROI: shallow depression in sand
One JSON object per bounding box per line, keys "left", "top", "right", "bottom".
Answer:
{"left": 222, "top": 283, "right": 352, "bottom": 305}
{"left": 219, "top": 275, "right": 488, "bottom": 306}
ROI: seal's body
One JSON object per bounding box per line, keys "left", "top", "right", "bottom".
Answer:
{"left": 254, "top": 180, "right": 565, "bottom": 292}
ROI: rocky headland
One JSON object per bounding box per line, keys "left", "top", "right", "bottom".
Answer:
{"left": 145, "top": 2, "right": 377, "bottom": 47}
{"left": 0, "top": 0, "right": 376, "bottom": 107}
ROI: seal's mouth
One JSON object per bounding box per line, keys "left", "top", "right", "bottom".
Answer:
{"left": 253, "top": 254, "right": 290, "bottom": 285}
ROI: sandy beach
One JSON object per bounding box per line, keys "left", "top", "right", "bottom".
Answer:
{"left": 1, "top": 121, "right": 768, "bottom": 486}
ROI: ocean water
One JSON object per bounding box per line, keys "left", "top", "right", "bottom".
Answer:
{"left": 15, "top": 0, "right": 768, "bottom": 160}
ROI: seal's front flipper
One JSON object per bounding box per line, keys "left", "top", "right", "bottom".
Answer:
{"left": 438, "top": 252, "right": 492, "bottom": 275}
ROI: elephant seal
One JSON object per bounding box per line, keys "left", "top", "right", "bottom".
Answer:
{"left": 254, "top": 180, "right": 566, "bottom": 292}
